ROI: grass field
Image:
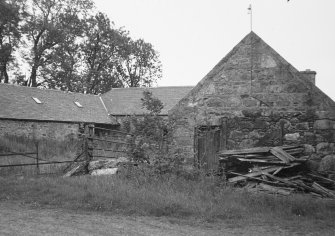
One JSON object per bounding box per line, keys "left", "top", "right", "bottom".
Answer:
{"left": 1, "top": 167, "right": 335, "bottom": 227}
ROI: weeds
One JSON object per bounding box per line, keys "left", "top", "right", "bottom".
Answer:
{"left": 1, "top": 168, "right": 335, "bottom": 224}
{"left": 1, "top": 135, "right": 335, "bottom": 227}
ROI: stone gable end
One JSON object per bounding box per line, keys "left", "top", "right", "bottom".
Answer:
{"left": 168, "top": 31, "right": 335, "bottom": 169}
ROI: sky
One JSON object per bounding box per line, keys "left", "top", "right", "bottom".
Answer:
{"left": 94, "top": 0, "right": 335, "bottom": 100}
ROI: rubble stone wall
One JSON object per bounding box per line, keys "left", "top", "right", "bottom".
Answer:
{"left": 225, "top": 112, "right": 335, "bottom": 150}
{"left": 0, "top": 119, "right": 79, "bottom": 141}
{"left": 169, "top": 33, "right": 335, "bottom": 169}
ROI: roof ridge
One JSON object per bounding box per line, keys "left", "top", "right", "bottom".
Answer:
{"left": 0, "top": 83, "right": 99, "bottom": 97}
{"left": 108, "top": 86, "right": 194, "bottom": 90}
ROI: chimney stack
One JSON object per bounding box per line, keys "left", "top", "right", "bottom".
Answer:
{"left": 300, "top": 69, "right": 316, "bottom": 85}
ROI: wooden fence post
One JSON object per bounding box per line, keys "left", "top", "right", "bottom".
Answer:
{"left": 86, "top": 125, "right": 94, "bottom": 161}
{"left": 35, "top": 141, "right": 39, "bottom": 174}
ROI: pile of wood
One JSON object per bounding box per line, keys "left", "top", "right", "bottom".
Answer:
{"left": 219, "top": 145, "right": 335, "bottom": 198}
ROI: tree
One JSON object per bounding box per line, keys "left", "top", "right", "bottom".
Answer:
{"left": 4, "top": 0, "right": 162, "bottom": 92}
{"left": 79, "top": 12, "right": 124, "bottom": 94}
{"left": 117, "top": 38, "right": 162, "bottom": 87}
{"left": 40, "top": 8, "right": 85, "bottom": 92}
{"left": 33, "top": 10, "right": 162, "bottom": 94}
{"left": 22, "top": 0, "right": 93, "bottom": 87}
{"left": 0, "top": 0, "right": 22, "bottom": 83}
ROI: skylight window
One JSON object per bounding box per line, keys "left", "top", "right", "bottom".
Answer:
{"left": 74, "top": 101, "right": 83, "bottom": 108}
{"left": 32, "top": 97, "right": 42, "bottom": 104}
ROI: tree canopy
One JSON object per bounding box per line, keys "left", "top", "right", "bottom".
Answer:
{"left": 0, "top": 0, "right": 23, "bottom": 83}
{"left": 0, "top": 0, "right": 162, "bottom": 94}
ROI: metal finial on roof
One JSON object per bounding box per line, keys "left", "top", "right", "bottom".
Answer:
{"left": 247, "top": 4, "right": 252, "bottom": 31}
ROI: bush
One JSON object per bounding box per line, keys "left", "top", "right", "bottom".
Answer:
{"left": 122, "top": 90, "right": 180, "bottom": 173}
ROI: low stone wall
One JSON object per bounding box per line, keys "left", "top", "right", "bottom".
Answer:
{"left": 0, "top": 119, "right": 79, "bottom": 141}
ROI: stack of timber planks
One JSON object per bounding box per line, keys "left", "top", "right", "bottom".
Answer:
{"left": 219, "top": 145, "right": 335, "bottom": 199}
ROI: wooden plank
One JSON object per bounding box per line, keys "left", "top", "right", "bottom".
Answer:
{"left": 88, "top": 137, "right": 129, "bottom": 145}
{"left": 281, "top": 145, "right": 303, "bottom": 150}
{"left": 257, "top": 183, "right": 292, "bottom": 195}
{"left": 232, "top": 154, "right": 277, "bottom": 160}
{"left": 197, "top": 136, "right": 206, "bottom": 168}
{"left": 228, "top": 171, "right": 283, "bottom": 185}
{"left": 0, "top": 152, "right": 36, "bottom": 157}
{"left": 264, "top": 174, "right": 331, "bottom": 197}
{"left": 90, "top": 126, "right": 133, "bottom": 135}
{"left": 219, "top": 147, "right": 270, "bottom": 156}
{"left": 273, "top": 167, "right": 283, "bottom": 176}
{"left": 309, "top": 192, "right": 324, "bottom": 198}
{"left": 208, "top": 129, "right": 220, "bottom": 171}
{"left": 0, "top": 160, "right": 85, "bottom": 168}
{"left": 219, "top": 146, "right": 302, "bottom": 158}
{"left": 262, "top": 172, "right": 299, "bottom": 188}
{"left": 285, "top": 148, "right": 304, "bottom": 155}
{"left": 307, "top": 173, "right": 335, "bottom": 184}
{"left": 284, "top": 175, "right": 304, "bottom": 181}
{"left": 220, "top": 118, "right": 227, "bottom": 150}
{"left": 92, "top": 155, "right": 121, "bottom": 159}
{"left": 63, "top": 162, "right": 87, "bottom": 177}
{"left": 93, "top": 148, "right": 128, "bottom": 153}
{"left": 312, "top": 182, "right": 335, "bottom": 198}
{"left": 290, "top": 179, "right": 328, "bottom": 196}
{"left": 228, "top": 166, "right": 280, "bottom": 183}
{"left": 278, "top": 147, "right": 296, "bottom": 161}
{"left": 235, "top": 158, "right": 286, "bottom": 164}
{"left": 270, "top": 147, "right": 296, "bottom": 163}
{"left": 228, "top": 162, "right": 301, "bottom": 183}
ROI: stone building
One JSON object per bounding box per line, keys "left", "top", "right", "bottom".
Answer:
{"left": 1, "top": 31, "right": 334, "bottom": 171}
{"left": 0, "top": 84, "right": 116, "bottom": 140}
{"left": 0, "top": 84, "right": 191, "bottom": 140}
{"left": 169, "top": 32, "right": 335, "bottom": 170}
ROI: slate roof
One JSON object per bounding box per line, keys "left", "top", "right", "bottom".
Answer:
{"left": 0, "top": 83, "right": 115, "bottom": 124}
{"left": 102, "top": 86, "right": 193, "bottom": 115}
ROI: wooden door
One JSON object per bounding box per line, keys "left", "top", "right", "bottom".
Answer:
{"left": 196, "top": 118, "right": 227, "bottom": 172}
{"left": 196, "top": 126, "right": 222, "bottom": 171}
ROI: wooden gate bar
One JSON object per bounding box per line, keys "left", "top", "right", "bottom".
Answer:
{"left": 88, "top": 137, "right": 130, "bottom": 145}
{"left": 0, "top": 160, "right": 86, "bottom": 168}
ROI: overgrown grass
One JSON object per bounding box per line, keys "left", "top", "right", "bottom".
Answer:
{"left": 0, "top": 135, "right": 78, "bottom": 159}
{"left": 0, "top": 135, "right": 79, "bottom": 176}
{"left": 1, "top": 135, "right": 335, "bottom": 231}
{"left": 1, "top": 166, "right": 335, "bottom": 227}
